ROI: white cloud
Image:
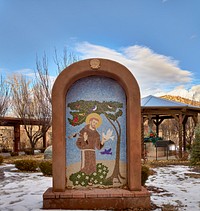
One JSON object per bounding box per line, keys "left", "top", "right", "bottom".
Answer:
{"left": 75, "top": 42, "right": 193, "bottom": 98}
{"left": 1, "top": 67, "right": 57, "bottom": 95}
{"left": 1, "top": 68, "right": 35, "bottom": 78}
{"left": 156, "top": 85, "right": 200, "bottom": 101}
{"left": 13, "top": 68, "right": 35, "bottom": 77}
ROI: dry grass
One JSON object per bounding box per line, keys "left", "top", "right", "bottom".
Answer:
{"left": 2, "top": 153, "right": 44, "bottom": 164}
{"left": 146, "top": 159, "right": 190, "bottom": 168}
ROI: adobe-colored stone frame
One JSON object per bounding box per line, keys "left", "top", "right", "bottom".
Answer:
{"left": 51, "top": 58, "right": 141, "bottom": 191}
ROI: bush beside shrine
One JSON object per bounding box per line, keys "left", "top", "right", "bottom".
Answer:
{"left": 0, "top": 155, "right": 3, "bottom": 164}
{"left": 39, "top": 160, "right": 52, "bottom": 176}
{"left": 14, "top": 159, "right": 39, "bottom": 172}
{"left": 10, "top": 152, "right": 19, "bottom": 157}
{"left": 24, "top": 148, "right": 34, "bottom": 155}
{"left": 141, "top": 165, "right": 150, "bottom": 186}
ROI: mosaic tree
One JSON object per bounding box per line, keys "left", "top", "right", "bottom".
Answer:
{"left": 68, "top": 100, "right": 125, "bottom": 185}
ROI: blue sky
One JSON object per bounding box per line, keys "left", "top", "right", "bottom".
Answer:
{"left": 0, "top": 0, "right": 200, "bottom": 99}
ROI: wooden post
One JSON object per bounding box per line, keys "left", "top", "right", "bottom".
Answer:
{"left": 14, "top": 124, "right": 20, "bottom": 152}
{"left": 141, "top": 115, "right": 144, "bottom": 159}
{"left": 153, "top": 115, "right": 164, "bottom": 137}
{"left": 182, "top": 116, "right": 188, "bottom": 152}
{"left": 43, "top": 132, "right": 47, "bottom": 149}
{"left": 178, "top": 114, "right": 183, "bottom": 158}
{"left": 155, "top": 115, "right": 159, "bottom": 136}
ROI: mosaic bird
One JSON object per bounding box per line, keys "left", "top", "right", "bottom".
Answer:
{"left": 100, "top": 148, "right": 112, "bottom": 155}
{"left": 68, "top": 132, "right": 80, "bottom": 139}
{"left": 102, "top": 129, "right": 115, "bottom": 141}
{"left": 92, "top": 105, "right": 97, "bottom": 111}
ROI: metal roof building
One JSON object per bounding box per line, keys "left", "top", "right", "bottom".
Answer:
{"left": 142, "top": 95, "right": 200, "bottom": 108}
{"left": 141, "top": 95, "right": 200, "bottom": 158}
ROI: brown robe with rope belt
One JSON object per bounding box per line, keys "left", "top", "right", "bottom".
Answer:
{"left": 76, "top": 124, "right": 104, "bottom": 175}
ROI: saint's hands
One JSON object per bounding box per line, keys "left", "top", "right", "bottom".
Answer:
{"left": 83, "top": 132, "right": 88, "bottom": 142}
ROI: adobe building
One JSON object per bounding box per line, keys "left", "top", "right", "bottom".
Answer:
{"left": 43, "top": 58, "right": 150, "bottom": 209}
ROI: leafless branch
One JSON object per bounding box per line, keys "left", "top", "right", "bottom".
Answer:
{"left": 0, "top": 75, "right": 10, "bottom": 117}
{"left": 9, "top": 74, "right": 51, "bottom": 154}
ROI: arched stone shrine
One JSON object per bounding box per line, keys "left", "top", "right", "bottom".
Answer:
{"left": 43, "top": 58, "right": 150, "bottom": 209}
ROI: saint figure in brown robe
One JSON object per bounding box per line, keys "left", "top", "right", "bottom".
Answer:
{"left": 76, "top": 113, "right": 108, "bottom": 175}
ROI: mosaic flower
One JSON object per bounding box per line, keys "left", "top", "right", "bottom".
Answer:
{"left": 69, "top": 163, "right": 109, "bottom": 186}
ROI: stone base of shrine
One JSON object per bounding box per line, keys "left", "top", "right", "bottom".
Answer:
{"left": 43, "top": 187, "right": 150, "bottom": 210}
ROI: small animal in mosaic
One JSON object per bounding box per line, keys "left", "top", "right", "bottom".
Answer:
{"left": 100, "top": 148, "right": 112, "bottom": 155}
{"left": 92, "top": 105, "right": 98, "bottom": 111}
{"left": 102, "top": 129, "right": 115, "bottom": 141}
{"left": 68, "top": 132, "right": 80, "bottom": 139}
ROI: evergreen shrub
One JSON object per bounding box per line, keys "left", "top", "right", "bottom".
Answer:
{"left": 0, "top": 155, "right": 3, "bottom": 164}
{"left": 14, "top": 159, "right": 39, "bottom": 171}
{"left": 10, "top": 152, "right": 19, "bottom": 156}
{"left": 190, "top": 124, "right": 200, "bottom": 165}
{"left": 39, "top": 160, "right": 52, "bottom": 176}
{"left": 141, "top": 165, "right": 150, "bottom": 186}
{"left": 24, "top": 148, "right": 33, "bottom": 155}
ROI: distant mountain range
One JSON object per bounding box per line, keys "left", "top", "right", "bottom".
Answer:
{"left": 161, "top": 95, "right": 200, "bottom": 107}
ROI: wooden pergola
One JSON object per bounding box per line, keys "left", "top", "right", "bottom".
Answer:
{"left": 141, "top": 95, "right": 200, "bottom": 158}
{"left": 0, "top": 117, "right": 47, "bottom": 152}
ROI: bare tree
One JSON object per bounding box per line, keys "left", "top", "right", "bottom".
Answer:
{"left": 36, "top": 48, "right": 79, "bottom": 103}
{"left": 160, "top": 119, "right": 179, "bottom": 141}
{"left": 35, "top": 49, "right": 79, "bottom": 113}
{"left": 0, "top": 75, "right": 10, "bottom": 118}
{"left": 185, "top": 118, "right": 196, "bottom": 150}
{"left": 35, "top": 49, "right": 79, "bottom": 148}
{"left": 7, "top": 49, "right": 78, "bottom": 153}
{"left": 54, "top": 47, "right": 79, "bottom": 74}
{"left": 36, "top": 53, "right": 52, "bottom": 104}
{"left": 9, "top": 74, "right": 51, "bottom": 154}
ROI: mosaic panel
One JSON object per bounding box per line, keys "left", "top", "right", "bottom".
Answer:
{"left": 66, "top": 76, "right": 126, "bottom": 188}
